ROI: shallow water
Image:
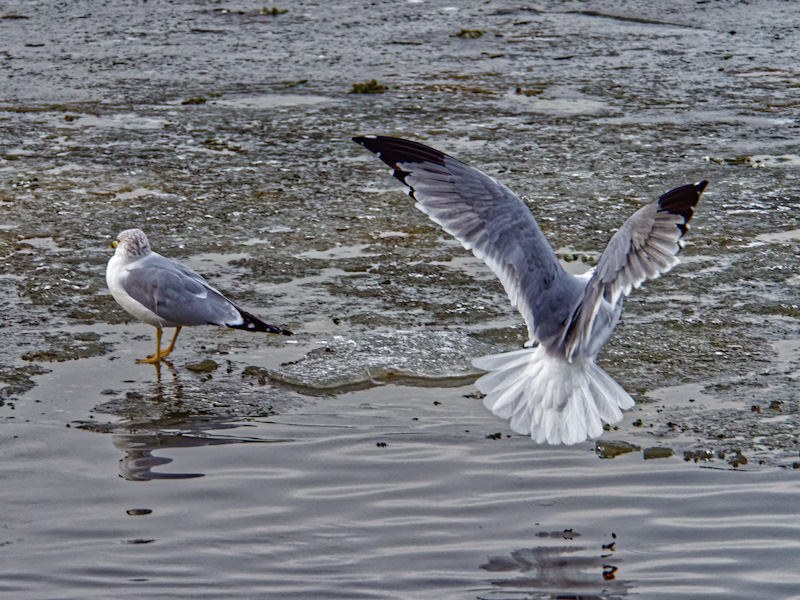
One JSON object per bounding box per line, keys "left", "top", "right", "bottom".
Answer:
{"left": 4, "top": 380, "right": 800, "bottom": 599}
{"left": 1, "top": 0, "right": 799, "bottom": 598}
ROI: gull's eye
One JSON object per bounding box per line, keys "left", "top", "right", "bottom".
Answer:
{"left": 111, "top": 240, "right": 119, "bottom": 249}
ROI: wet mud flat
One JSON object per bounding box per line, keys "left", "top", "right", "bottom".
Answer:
{"left": 1, "top": 1, "right": 799, "bottom": 598}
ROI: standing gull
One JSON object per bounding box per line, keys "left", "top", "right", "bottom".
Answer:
{"left": 107, "top": 228, "right": 292, "bottom": 364}
{"left": 354, "top": 135, "right": 707, "bottom": 445}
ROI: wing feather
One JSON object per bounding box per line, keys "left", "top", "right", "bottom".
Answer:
{"left": 354, "top": 135, "right": 582, "bottom": 345}
{"left": 563, "top": 181, "right": 707, "bottom": 360}
{"left": 124, "top": 253, "right": 242, "bottom": 327}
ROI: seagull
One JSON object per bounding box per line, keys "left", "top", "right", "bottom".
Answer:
{"left": 107, "top": 228, "right": 292, "bottom": 364}
{"left": 354, "top": 135, "right": 707, "bottom": 445}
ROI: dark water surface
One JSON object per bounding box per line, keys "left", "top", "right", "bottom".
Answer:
{"left": 4, "top": 376, "right": 800, "bottom": 599}
{"left": 1, "top": 0, "right": 799, "bottom": 598}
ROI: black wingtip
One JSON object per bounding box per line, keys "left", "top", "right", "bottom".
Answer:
{"left": 230, "top": 308, "right": 293, "bottom": 336}
{"left": 658, "top": 180, "right": 708, "bottom": 233}
{"left": 353, "top": 135, "right": 456, "bottom": 196}
{"left": 354, "top": 135, "right": 448, "bottom": 168}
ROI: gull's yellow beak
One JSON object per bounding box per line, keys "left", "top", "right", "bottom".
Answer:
{"left": 110, "top": 240, "right": 118, "bottom": 249}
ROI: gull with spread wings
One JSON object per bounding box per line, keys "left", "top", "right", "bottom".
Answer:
{"left": 354, "top": 136, "right": 706, "bottom": 445}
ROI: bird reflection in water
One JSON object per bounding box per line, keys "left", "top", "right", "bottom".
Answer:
{"left": 480, "top": 530, "right": 629, "bottom": 599}
{"left": 113, "top": 423, "right": 292, "bottom": 481}
{"left": 103, "top": 356, "right": 293, "bottom": 481}
{"left": 114, "top": 427, "right": 235, "bottom": 481}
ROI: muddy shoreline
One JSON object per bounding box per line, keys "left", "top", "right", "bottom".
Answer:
{"left": 1, "top": 0, "right": 799, "bottom": 463}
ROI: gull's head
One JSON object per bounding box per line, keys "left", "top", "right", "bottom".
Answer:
{"left": 111, "top": 229, "right": 152, "bottom": 259}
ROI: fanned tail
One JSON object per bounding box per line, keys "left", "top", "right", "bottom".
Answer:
{"left": 473, "top": 346, "right": 634, "bottom": 445}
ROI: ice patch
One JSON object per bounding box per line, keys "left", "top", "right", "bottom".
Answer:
{"left": 269, "top": 330, "right": 490, "bottom": 391}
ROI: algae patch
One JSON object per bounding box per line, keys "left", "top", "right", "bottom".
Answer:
{"left": 453, "top": 29, "right": 484, "bottom": 39}
{"left": 0, "top": 364, "right": 50, "bottom": 401}
{"left": 261, "top": 7, "right": 288, "bottom": 16}
{"left": 643, "top": 447, "right": 674, "bottom": 460}
{"left": 350, "top": 80, "right": 388, "bottom": 94}
{"left": 595, "top": 440, "right": 641, "bottom": 459}
{"left": 21, "top": 332, "right": 113, "bottom": 363}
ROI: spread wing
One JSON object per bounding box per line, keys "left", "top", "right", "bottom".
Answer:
{"left": 124, "top": 253, "right": 242, "bottom": 327}
{"left": 563, "top": 181, "right": 708, "bottom": 361}
{"left": 354, "top": 135, "right": 581, "bottom": 346}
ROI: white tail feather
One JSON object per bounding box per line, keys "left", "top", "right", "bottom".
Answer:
{"left": 474, "top": 346, "right": 635, "bottom": 445}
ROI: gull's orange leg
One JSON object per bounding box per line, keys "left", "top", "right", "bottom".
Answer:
{"left": 159, "top": 326, "right": 182, "bottom": 360}
{"left": 138, "top": 327, "right": 165, "bottom": 364}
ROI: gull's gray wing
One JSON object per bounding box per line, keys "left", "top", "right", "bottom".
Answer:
{"left": 124, "top": 253, "right": 241, "bottom": 327}
{"left": 563, "top": 181, "right": 707, "bottom": 361}
{"left": 354, "top": 135, "right": 582, "bottom": 346}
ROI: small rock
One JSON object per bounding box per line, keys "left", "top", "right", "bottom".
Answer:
{"left": 186, "top": 359, "right": 219, "bottom": 373}
{"left": 643, "top": 447, "right": 674, "bottom": 460}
